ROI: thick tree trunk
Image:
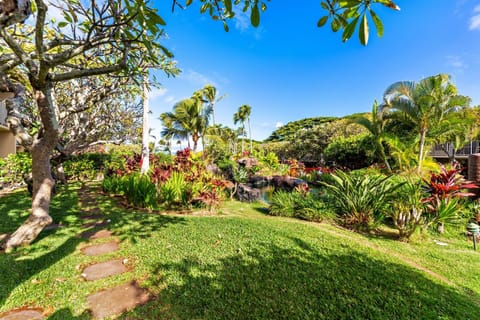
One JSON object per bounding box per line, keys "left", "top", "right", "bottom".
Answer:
{"left": 3, "top": 87, "right": 58, "bottom": 251}
{"left": 140, "top": 73, "right": 149, "bottom": 174}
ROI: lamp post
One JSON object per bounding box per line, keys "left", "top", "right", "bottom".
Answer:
{"left": 467, "top": 222, "right": 479, "bottom": 251}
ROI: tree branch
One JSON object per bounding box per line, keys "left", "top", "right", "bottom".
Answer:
{"left": 50, "top": 63, "right": 125, "bottom": 82}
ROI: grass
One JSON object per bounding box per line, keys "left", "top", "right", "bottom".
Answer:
{"left": 0, "top": 184, "right": 479, "bottom": 319}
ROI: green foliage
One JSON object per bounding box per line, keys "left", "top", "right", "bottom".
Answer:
{"left": 101, "top": 175, "right": 124, "bottom": 194}
{"left": 232, "top": 166, "right": 249, "bottom": 184}
{"left": 0, "top": 153, "right": 32, "bottom": 184}
{"left": 387, "top": 178, "right": 425, "bottom": 241}
{"left": 269, "top": 190, "right": 334, "bottom": 222}
{"left": 121, "top": 173, "right": 158, "bottom": 209}
{"left": 265, "top": 116, "right": 337, "bottom": 142}
{"left": 324, "top": 133, "right": 378, "bottom": 169}
{"left": 265, "top": 118, "right": 367, "bottom": 163}
{"left": 259, "top": 152, "right": 279, "bottom": 170}
{"left": 322, "top": 170, "right": 402, "bottom": 231}
{"left": 160, "top": 171, "right": 191, "bottom": 209}
{"left": 63, "top": 158, "right": 96, "bottom": 181}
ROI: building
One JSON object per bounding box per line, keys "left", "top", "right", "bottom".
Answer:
{"left": 0, "top": 92, "right": 16, "bottom": 158}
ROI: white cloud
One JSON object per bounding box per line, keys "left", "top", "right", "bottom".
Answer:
{"left": 469, "top": 5, "right": 480, "bottom": 30}
{"left": 164, "top": 96, "right": 175, "bottom": 104}
{"left": 182, "top": 70, "right": 216, "bottom": 87}
{"left": 447, "top": 55, "right": 468, "bottom": 69}
{"left": 149, "top": 88, "right": 167, "bottom": 100}
{"left": 233, "top": 8, "right": 250, "bottom": 32}
{"left": 275, "top": 122, "right": 284, "bottom": 128}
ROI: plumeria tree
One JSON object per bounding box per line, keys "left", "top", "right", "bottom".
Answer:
{"left": 0, "top": 0, "right": 175, "bottom": 250}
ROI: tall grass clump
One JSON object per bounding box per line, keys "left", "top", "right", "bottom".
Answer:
{"left": 122, "top": 173, "right": 158, "bottom": 209}
{"left": 269, "top": 189, "right": 334, "bottom": 222}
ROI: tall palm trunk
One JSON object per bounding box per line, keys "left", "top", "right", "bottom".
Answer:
{"left": 4, "top": 86, "right": 57, "bottom": 250}
{"left": 248, "top": 116, "right": 252, "bottom": 154}
{"left": 417, "top": 128, "right": 427, "bottom": 174}
{"left": 241, "top": 123, "right": 245, "bottom": 153}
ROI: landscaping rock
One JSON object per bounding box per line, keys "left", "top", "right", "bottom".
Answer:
{"left": 270, "top": 175, "right": 308, "bottom": 191}
{"left": 237, "top": 157, "right": 259, "bottom": 169}
{"left": 86, "top": 281, "right": 150, "bottom": 319}
{"left": 235, "top": 183, "right": 261, "bottom": 202}
{"left": 0, "top": 308, "right": 45, "bottom": 320}
{"left": 81, "top": 259, "right": 127, "bottom": 281}
{"left": 249, "top": 175, "right": 271, "bottom": 188}
{"left": 82, "top": 241, "right": 119, "bottom": 256}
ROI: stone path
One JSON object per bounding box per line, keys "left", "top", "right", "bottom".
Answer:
{"left": 76, "top": 185, "right": 150, "bottom": 318}
{"left": 0, "top": 185, "right": 150, "bottom": 320}
{"left": 0, "top": 308, "right": 45, "bottom": 320}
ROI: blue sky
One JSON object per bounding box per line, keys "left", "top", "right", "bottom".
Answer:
{"left": 148, "top": 0, "right": 480, "bottom": 142}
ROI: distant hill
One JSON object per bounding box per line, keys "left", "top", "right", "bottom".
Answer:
{"left": 265, "top": 113, "right": 368, "bottom": 142}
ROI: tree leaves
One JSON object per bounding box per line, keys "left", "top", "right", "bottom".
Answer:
{"left": 250, "top": 4, "right": 260, "bottom": 27}
{"left": 317, "top": 0, "right": 399, "bottom": 45}
{"left": 359, "top": 14, "right": 369, "bottom": 45}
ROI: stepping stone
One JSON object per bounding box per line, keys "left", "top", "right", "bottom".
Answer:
{"left": 86, "top": 281, "right": 150, "bottom": 319}
{"left": 0, "top": 308, "right": 45, "bottom": 320}
{"left": 82, "top": 241, "right": 119, "bottom": 256}
{"left": 80, "top": 214, "right": 104, "bottom": 220}
{"left": 83, "top": 207, "right": 102, "bottom": 214}
{"left": 82, "top": 220, "right": 108, "bottom": 229}
{"left": 81, "top": 259, "right": 127, "bottom": 281}
{"left": 44, "top": 223, "right": 65, "bottom": 231}
{"left": 80, "top": 229, "right": 113, "bottom": 240}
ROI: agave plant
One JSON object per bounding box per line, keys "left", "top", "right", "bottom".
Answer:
{"left": 322, "top": 170, "right": 403, "bottom": 231}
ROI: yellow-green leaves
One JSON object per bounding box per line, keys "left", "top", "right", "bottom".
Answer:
{"left": 359, "top": 14, "right": 369, "bottom": 45}
{"left": 317, "top": 0, "right": 399, "bottom": 45}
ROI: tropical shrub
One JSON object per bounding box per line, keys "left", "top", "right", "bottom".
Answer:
{"left": 121, "top": 173, "right": 158, "bottom": 209}
{"left": 422, "top": 163, "right": 476, "bottom": 233}
{"left": 159, "top": 171, "right": 191, "bottom": 209}
{"left": 0, "top": 152, "right": 32, "bottom": 184}
{"left": 387, "top": 178, "right": 425, "bottom": 241}
{"left": 102, "top": 175, "right": 124, "bottom": 194}
{"left": 63, "top": 158, "right": 96, "bottom": 180}
{"left": 322, "top": 170, "right": 402, "bottom": 231}
{"left": 269, "top": 189, "right": 334, "bottom": 222}
{"left": 324, "top": 133, "right": 378, "bottom": 169}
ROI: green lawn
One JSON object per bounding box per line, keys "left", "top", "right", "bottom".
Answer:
{"left": 0, "top": 184, "right": 479, "bottom": 319}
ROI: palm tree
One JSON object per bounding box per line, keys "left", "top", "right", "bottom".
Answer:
{"left": 381, "top": 74, "right": 470, "bottom": 173}
{"left": 233, "top": 104, "right": 252, "bottom": 155}
{"left": 159, "top": 96, "right": 212, "bottom": 151}
{"left": 195, "top": 85, "right": 225, "bottom": 126}
{"left": 352, "top": 100, "right": 391, "bottom": 171}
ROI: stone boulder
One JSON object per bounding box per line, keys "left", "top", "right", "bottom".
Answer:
{"left": 235, "top": 183, "right": 261, "bottom": 202}
{"left": 270, "top": 175, "right": 308, "bottom": 191}
{"left": 237, "top": 157, "right": 259, "bottom": 169}
{"left": 248, "top": 175, "right": 271, "bottom": 188}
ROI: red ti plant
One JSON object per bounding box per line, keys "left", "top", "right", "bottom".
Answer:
{"left": 423, "top": 163, "right": 477, "bottom": 232}
{"left": 423, "top": 163, "right": 477, "bottom": 202}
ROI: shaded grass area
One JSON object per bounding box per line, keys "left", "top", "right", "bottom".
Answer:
{"left": 0, "top": 185, "right": 479, "bottom": 319}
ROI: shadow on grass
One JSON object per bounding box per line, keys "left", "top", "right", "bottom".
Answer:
{"left": 124, "top": 237, "right": 480, "bottom": 320}
{"left": 0, "top": 183, "right": 187, "bottom": 315}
